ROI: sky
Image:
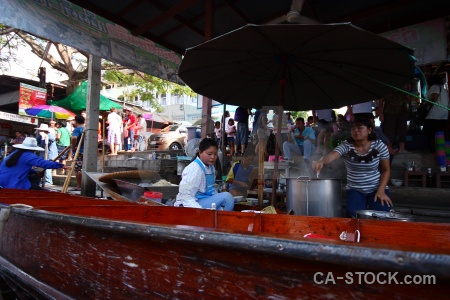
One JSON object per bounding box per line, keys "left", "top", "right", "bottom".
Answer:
{"left": 2, "top": 43, "right": 68, "bottom": 84}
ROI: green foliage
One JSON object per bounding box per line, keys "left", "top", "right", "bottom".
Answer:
{"left": 102, "top": 65, "right": 196, "bottom": 114}
{"left": 289, "top": 111, "right": 309, "bottom": 120}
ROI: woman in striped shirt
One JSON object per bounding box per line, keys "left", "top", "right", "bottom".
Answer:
{"left": 312, "top": 118, "right": 392, "bottom": 217}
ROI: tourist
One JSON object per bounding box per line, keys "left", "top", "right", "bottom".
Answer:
{"left": 226, "top": 147, "right": 257, "bottom": 197}
{"left": 0, "top": 137, "right": 64, "bottom": 190}
{"left": 283, "top": 117, "right": 316, "bottom": 165}
{"left": 312, "top": 118, "right": 392, "bottom": 217}
{"left": 134, "top": 114, "right": 147, "bottom": 151}
{"left": 423, "top": 75, "right": 449, "bottom": 152}
{"left": 226, "top": 118, "right": 236, "bottom": 156}
{"left": 214, "top": 121, "right": 221, "bottom": 146}
{"left": 234, "top": 106, "right": 251, "bottom": 155}
{"left": 35, "top": 123, "right": 57, "bottom": 185}
{"left": 55, "top": 121, "right": 71, "bottom": 165}
{"left": 69, "top": 115, "right": 85, "bottom": 192}
{"left": 11, "top": 131, "right": 25, "bottom": 145}
{"left": 331, "top": 114, "right": 351, "bottom": 145}
{"left": 378, "top": 85, "right": 411, "bottom": 154}
{"left": 106, "top": 107, "right": 122, "bottom": 155}
{"left": 312, "top": 109, "right": 335, "bottom": 155}
{"left": 174, "top": 138, "right": 234, "bottom": 210}
{"left": 123, "top": 108, "right": 137, "bottom": 151}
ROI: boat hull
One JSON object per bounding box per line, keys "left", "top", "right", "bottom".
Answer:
{"left": 0, "top": 189, "right": 449, "bottom": 299}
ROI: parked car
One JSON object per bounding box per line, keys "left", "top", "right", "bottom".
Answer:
{"left": 148, "top": 124, "right": 199, "bottom": 150}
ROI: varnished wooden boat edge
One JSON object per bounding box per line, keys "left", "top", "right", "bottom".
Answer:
{"left": 4, "top": 205, "right": 450, "bottom": 278}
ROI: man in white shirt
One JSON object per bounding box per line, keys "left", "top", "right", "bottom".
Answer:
{"left": 106, "top": 107, "right": 122, "bottom": 155}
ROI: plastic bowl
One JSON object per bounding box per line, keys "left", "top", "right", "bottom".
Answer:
{"left": 390, "top": 179, "right": 404, "bottom": 187}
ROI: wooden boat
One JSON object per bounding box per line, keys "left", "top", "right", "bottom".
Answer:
{"left": 0, "top": 188, "right": 449, "bottom": 299}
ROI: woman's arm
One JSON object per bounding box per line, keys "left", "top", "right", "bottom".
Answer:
{"left": 374, "top": 159, "right": 393, "bottom": 207}
{"left": 177, "top": 163, "right": 203, "bottom": 208}
{"left": 312, "top": 151, "right": 341, "bottom": 174}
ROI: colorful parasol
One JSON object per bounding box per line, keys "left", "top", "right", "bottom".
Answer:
{"left": 25, "top": 105, "right": 76, "bottom": 120}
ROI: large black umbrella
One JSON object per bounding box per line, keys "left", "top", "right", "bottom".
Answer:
{"left": 178, "top": 23, "right": 415, "bottom": 110}
{"left": 178, "top": 23, "right": 415, "bottom": 206}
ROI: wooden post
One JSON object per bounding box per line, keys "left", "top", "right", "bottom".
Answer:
{"left": 82, "top": 54, "right": 102, "bottom": 197}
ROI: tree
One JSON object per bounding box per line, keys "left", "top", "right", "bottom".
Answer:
{"left": 0, "top": 24, "right": 89, "bottom": 94}
{"left": 1, "top": 24, "right": 197, "bottom": 109}
{"left": 102, "top": 67, "right": 196, "bottom": 113}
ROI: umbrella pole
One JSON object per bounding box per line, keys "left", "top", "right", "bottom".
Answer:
{"left": 102, "top": 117, "right": 105, "bottom": 173}
{"left": 222, "top": 104, "right": 226, "bottom": 174}
{"left": 271, "top": 58, "right": 287, "bottom": 206}
{"left": 258, "top": 139, "right": 264, "bottom": 205}
{"left": 42, "top": 137, "right": 49, "bottom": 188}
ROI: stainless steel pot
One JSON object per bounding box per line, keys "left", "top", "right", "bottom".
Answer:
{"left": 356, "top": 210, "right": 416, "bottom": 221}
{"left": 286, "top": 177, "right": 342, "bottom": 217}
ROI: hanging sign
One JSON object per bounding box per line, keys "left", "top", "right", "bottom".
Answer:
{"left": 0, "top": 111, "right": 37, "bottom": 125}
{"left": 18, "top": 83, "right": 47, "bottom": 116}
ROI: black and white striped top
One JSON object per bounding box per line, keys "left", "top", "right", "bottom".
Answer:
{"left": 334, "top": 140, "right": 389, "bottom": 194}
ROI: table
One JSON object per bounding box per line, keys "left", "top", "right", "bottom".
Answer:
{"left": 404, "top": 170, "right": 426, "bottom": 187}
{"left": 436, "top": 171, "right": 450, "bottom": 188}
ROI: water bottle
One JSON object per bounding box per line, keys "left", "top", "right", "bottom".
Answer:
{"left": 152, "top": 151, "right": 156, "bottom": 160}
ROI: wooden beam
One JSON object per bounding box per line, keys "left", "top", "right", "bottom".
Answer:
{"left": 117, "top": 0, "right": 145, "bottom": 18}
{"left": 149, "top": 0, "right": 205, "bottom": 38}
{"left": 222, "top": 0, "right": 251, "bottom": 23}
{"left": 69, "top": 0, "right": 184, "bottom": 54}
{"left": 132, "top": 0, "right": 201, "bottom": 36}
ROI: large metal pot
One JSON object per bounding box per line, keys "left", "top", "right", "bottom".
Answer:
{"left": 356, "top": 210, "right": 416, "bottom": 222}
{"left": 286, "top": 177, "right": 342, "bottom": 217}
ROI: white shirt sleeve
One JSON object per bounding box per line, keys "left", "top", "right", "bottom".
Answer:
{"left": 175, "top": 161, "right": 204, "bottom": 208}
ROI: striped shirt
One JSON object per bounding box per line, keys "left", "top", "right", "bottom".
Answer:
{"left": 334, "top": 140, "right": 389, "bottom": 194}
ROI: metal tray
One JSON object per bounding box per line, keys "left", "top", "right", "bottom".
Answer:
{"left": 113, "top": 179, "right": 179, "bottom": 202}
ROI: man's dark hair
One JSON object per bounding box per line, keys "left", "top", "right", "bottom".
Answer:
{"left": 75, "top": 115, "right": 85, "bottom": 124}
{"left": 295, "top": 117, "right": 305, "bottom": 123}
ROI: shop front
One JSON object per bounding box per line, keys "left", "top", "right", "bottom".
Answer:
{"left": 0, "top": 111, "right": 39, "bottom": 158}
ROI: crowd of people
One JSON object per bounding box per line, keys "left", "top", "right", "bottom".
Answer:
{"left": 0, "top": 107, "right": 151, "bottom": 190}
{"left": 1, "top": 75, "right": 447, "bottom": 217}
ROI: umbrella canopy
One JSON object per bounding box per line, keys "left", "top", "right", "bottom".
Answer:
{"left": 48, "top": 81, "right": 122, "bottom": 113}
{"left": 178, "top": 23, "right": 415, "bottom": 110}
{"left": 25, "top": 104, "right": 75, "bottom": 120}
{"left": 142, "top": 113, "right": 170, "bottom": 124}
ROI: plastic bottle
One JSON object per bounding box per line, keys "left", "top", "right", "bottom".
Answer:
{"left": 152, "top": 151, "right": 156, "bottom": 160}
{"left": 427, "top": 168, "right": 433, "bottom": 187}
{"left": 211, "top": 203, "right": 216, "bottom": 210}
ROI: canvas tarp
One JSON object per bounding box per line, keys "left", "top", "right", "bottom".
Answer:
{"left": 48, "top": 81, "right": 122, "bottom": 113}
